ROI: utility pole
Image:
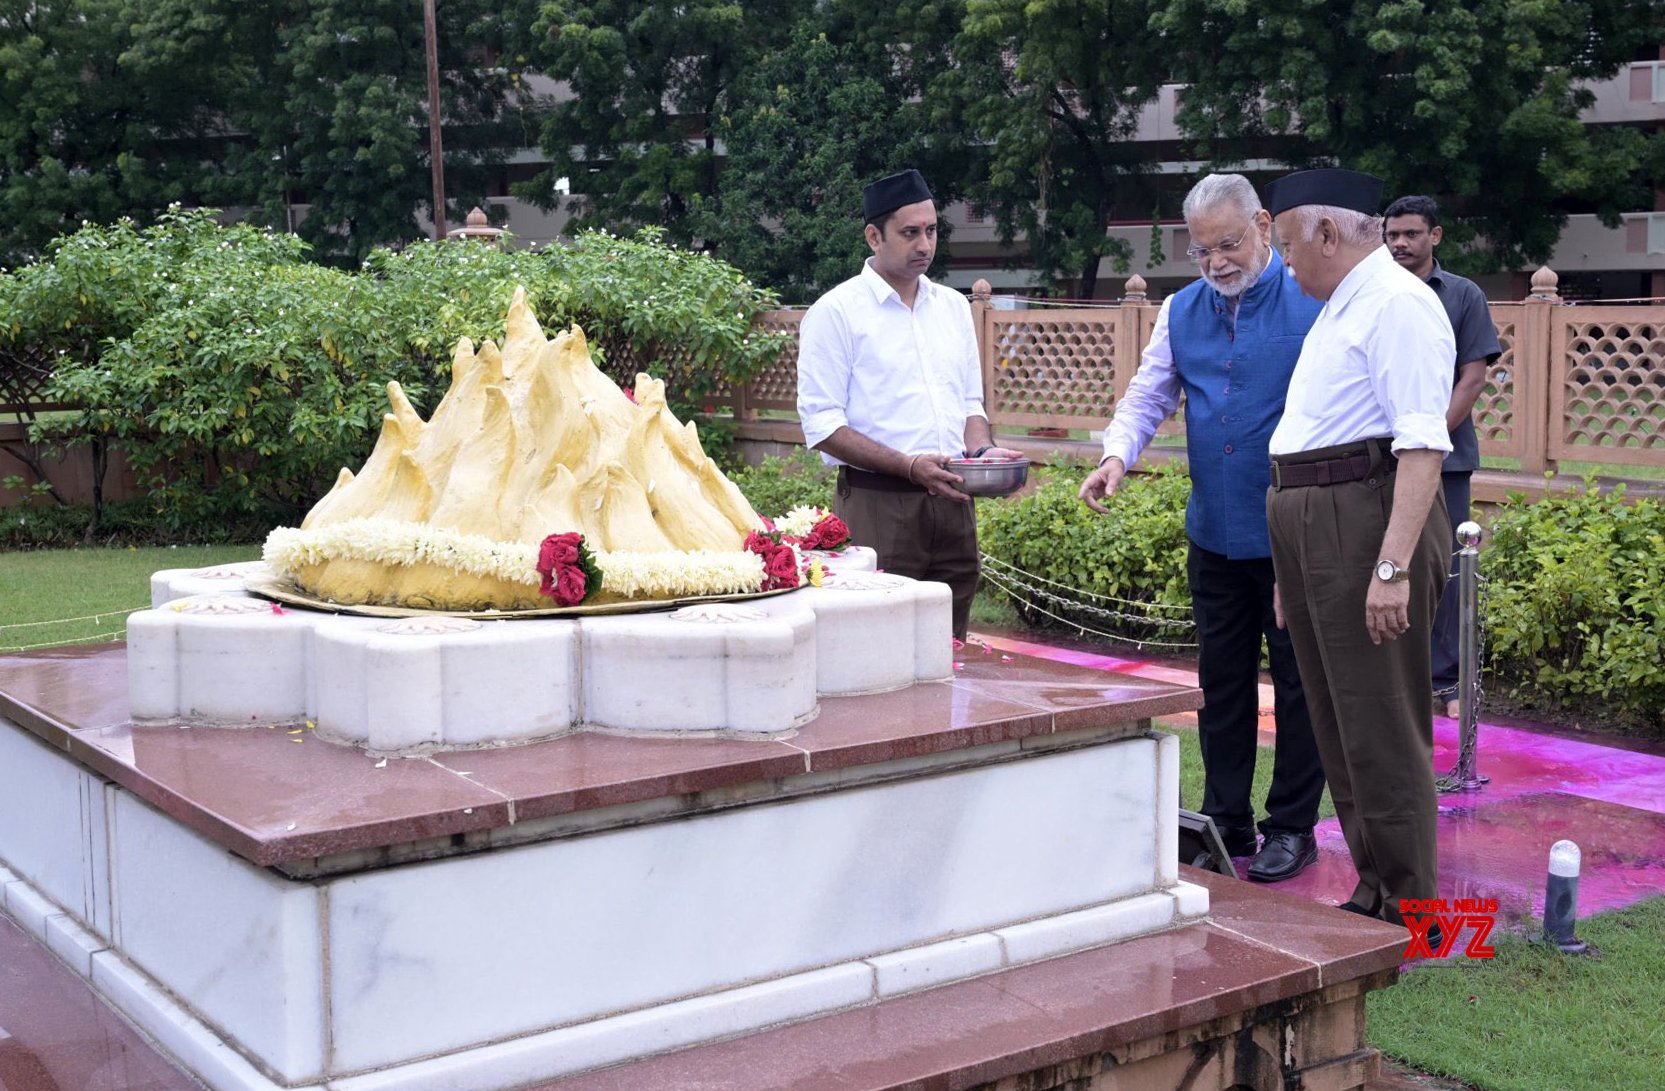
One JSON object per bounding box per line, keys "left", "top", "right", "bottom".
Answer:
{"left": 423, "top": 0, "right": 447, "bottom": 240}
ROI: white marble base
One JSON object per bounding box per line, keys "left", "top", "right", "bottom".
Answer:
{"left": 131, "top": 548, "right": 942, "bottom": 750}
{"left": 0, "top": 714, "right": 1204, "bottom": 1090}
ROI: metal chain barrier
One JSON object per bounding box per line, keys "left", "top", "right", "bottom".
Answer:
{"left": 979, "top": 553, "right": 1199, "bottom": 652}
{"left": 0, "top": 606, "right": 142, "bottom": 653}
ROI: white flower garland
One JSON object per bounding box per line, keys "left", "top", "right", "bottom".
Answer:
{"left": 264, "top": 520, "right": 766, "bottom": 600}
{"left": 772, "top": 505, "right": 829, "bottom": 539}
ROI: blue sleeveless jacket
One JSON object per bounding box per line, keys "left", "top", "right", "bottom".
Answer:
{"left": 1169, "top": 249, "right": 1320, "bottom": 558}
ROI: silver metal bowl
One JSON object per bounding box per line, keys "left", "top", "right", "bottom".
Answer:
{"left": 945, "top": 456, "right": 1030, "bottom": 497}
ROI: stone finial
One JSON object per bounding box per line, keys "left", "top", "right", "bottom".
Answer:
{"left": 971, "top": 278, "right": 993, "bottom": 303}
{"left": 448, "top": 206, "right": 506, "bottom": 245}
{"left": 1125, "top": 274, "right": 1148, "bottom": 303}
{"left": 1528, "top": 265, "right": 1560, "bottom": 301}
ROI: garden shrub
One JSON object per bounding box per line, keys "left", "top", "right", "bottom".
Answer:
{"left": 1483, "top": 482, "right": 1665, "bottom": 732}
{"left": 975, "top": 463, "right": 1194, "bottom": 646}
{"left": 0, "top": 497, "right": 270, "bottom": 550}
{"left": 363, "top": 225, "right": 788, "bottom": 424}
{"left": 5, "top": 213, "right": 788, "bottom": 533}
{"left": 728, "top": 448, "right": 837, "bottom": 517}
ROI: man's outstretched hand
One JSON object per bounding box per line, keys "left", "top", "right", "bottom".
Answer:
{"left": 1078, "top": 457, "right": 1126, "bottom": 514}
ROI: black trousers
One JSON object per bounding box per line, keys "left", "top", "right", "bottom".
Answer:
{"left": 1186, "top": 540, "right": 1325, "bottom": 835}
{"left": 1429, "top": 470, "right": 1471, "bottom": 698}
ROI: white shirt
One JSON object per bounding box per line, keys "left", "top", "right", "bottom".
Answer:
{"left": 1101, "top": 295, "right": 1180, "bottom": 468}
{"left": 1269, "top": 246, "right": 1455, "bottom": 457}
{"left": 796, "top": 260, "right": 987, "bottom": 464}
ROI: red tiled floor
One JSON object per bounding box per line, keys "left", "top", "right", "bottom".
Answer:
{"left": 0, "top": 914, "right": 199, "bottom": 1090}
{"left": 978, "top": 629, "right": 1665, "bottom": 929}
{"left": 534, "top": 873, "right": 1402, "bottom": 1091}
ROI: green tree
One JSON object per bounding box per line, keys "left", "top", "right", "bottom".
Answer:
{"left": 937, "top": 0, "right": 1170, "bottom": 298}
{"left": 121, "top": 0, "right": 528, "bottom": 265}
{"left": 0, "top": 1, "right": 213, "bottom": 265}
{"left": 693, "top": 16, "right": 971, "bottom": 304}
{"left": 1153, "top": 0, "right": 1665, "bottom": 272}
{"left": 508, "top": 0, "right": 810, "bottom": 245}
{"left": 0, "top": 1, "right": 526, "bottom": 267}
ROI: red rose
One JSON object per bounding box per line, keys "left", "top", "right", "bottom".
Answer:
{"left": 764, "top": 546, "right": 800, "bottom": 587}
{"left": 553, "top": 565, "right": 588, "bottom": 606}
{"left": 539, "top": 532, "right": 582, "bottom": 570}
{"left": 806, "top": 514, "right": 849, "bottom": 550}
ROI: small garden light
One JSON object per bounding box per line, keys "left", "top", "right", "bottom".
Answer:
{"left": 1542, "top": 839, "right": 1590, "bottom": 954}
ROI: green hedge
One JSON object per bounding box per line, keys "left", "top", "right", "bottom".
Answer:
{"left": 1483, "top": 482, "right": 1665, "bottom": 731}
{"left": 975, "top": 463, "right": 1195, "bottom": 648}
{"left": 727, "top": 449, "right": 837, "bottom": 517}
{"left": 3, "top": 210, "right": 787, "bottom": 533}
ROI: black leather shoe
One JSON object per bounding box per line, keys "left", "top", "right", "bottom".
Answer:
{"left": 1336, "top": 900, "right": 1378, "bottom": 917}
{"left": 1214, "top": 823, "right": 1258, "bottom": 858}
{"left": 1246, "top": 830, "right": 1318, "bottom": 882}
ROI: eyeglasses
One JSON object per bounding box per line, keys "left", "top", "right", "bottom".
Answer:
{"left": 1186, "top": 232, "right": 1252, "bottom": 263}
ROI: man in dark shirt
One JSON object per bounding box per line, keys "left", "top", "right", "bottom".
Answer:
{"left": 1383, "top": 195, "right": 1504, "bottom": 717}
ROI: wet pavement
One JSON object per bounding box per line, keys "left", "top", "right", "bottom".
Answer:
{"left": 981, "top": 631, "right": 1665, "bottom": 932}
{"left": 3, "top": 631, "right": 1662, "bottom": 1090}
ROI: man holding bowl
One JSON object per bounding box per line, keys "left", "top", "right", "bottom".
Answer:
{"left": 798, "top": 168, "right": 1022, "bottom": 640}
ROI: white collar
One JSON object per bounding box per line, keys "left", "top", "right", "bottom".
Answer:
{"left": 860, "top": 258, "right": 932, "bottom": 305}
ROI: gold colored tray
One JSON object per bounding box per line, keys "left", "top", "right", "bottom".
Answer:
{"left": 243, "top": 571, "right": 798, "bottom": 620}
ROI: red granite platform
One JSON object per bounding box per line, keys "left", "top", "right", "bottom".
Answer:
{"left": 534, "top": 867, "right": 1406, "bottom": 1090}
{"left": 0, "top": 865, "right": 1405, "bottom": 1091}
{"left": 0, "top": 641, "right": 1202, "bottom": 869}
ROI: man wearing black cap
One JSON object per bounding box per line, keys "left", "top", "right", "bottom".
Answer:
{"left": 1262, "top": 168, "right": 1455, "bottom": 931}
{"left": 797, "top": 169, "right": 1022, "bottom": 639}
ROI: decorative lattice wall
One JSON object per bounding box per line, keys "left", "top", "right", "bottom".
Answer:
{"left": 741, "top": 311, "right": 803, "bottom": 414}
{"left": 986, "top": 312, "right": 1123, "bottom": 430}
{"left": 1554, "top": 313, "right": 1665, "bottom": 465}
{"left": 0, "top": 345, "right": 64, "bottom": 414}
{"left": 1475, "top": 307, "right": 1519, "bottom": 457}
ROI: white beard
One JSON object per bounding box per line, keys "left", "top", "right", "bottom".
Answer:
{"left": 1203, "top": 249, "right": 1270, "bottom": 298}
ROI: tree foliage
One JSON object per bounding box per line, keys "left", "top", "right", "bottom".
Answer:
{"left": 937, "top": 0, "right": 1171, "bottom": 297}
{"left": 509, "top": 0, "right": 811, "bottom": 245}
{"left": 1154, "top": 0, "right": 1665, "bottom": 272}
{"left": 2, "top": 0, "right": 1662, "bottom": 288}
{"left": 0, "top": 1, "right": 199, "bottom": 266}
{"left": 0, "top": 0, "right": 527, "bottom": 267}
{"left": 692, "top": 15, "right": 969, "bottom": 304}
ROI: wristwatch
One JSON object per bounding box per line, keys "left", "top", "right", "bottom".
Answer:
{"left": 1373, "top": 559, "right": 1410, "bottom": 584}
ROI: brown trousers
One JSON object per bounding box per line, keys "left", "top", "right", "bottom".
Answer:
{"left": 1265, "top": 453, "right": 1449, "bottom": 925}
{"left": 834, "top": 472, "right": 979, "bottom": 639}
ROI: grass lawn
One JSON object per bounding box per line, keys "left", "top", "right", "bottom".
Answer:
{"left": 1369, "top": 897, "right": 1665, "bottom": 1091}
{"left": 1158, "top": 719, "right": 1338, "bottom": 824}
{"left": 0, "top": 544, "right": 261, "bottom": 650}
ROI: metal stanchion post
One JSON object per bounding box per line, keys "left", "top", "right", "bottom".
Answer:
{"left": 1438, "top": 520, "right": 1488, "bottom": 793}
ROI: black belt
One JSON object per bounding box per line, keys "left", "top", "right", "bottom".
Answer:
{"left": 839, "top": 465, "right": 927, "bottom": 494}
{"left": 1269, "top": 439, "right": 1396, "bottom": 490}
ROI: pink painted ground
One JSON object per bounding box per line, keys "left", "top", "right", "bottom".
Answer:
{"left": 976, "top": 631, "right": 1665, "bottom": 929}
